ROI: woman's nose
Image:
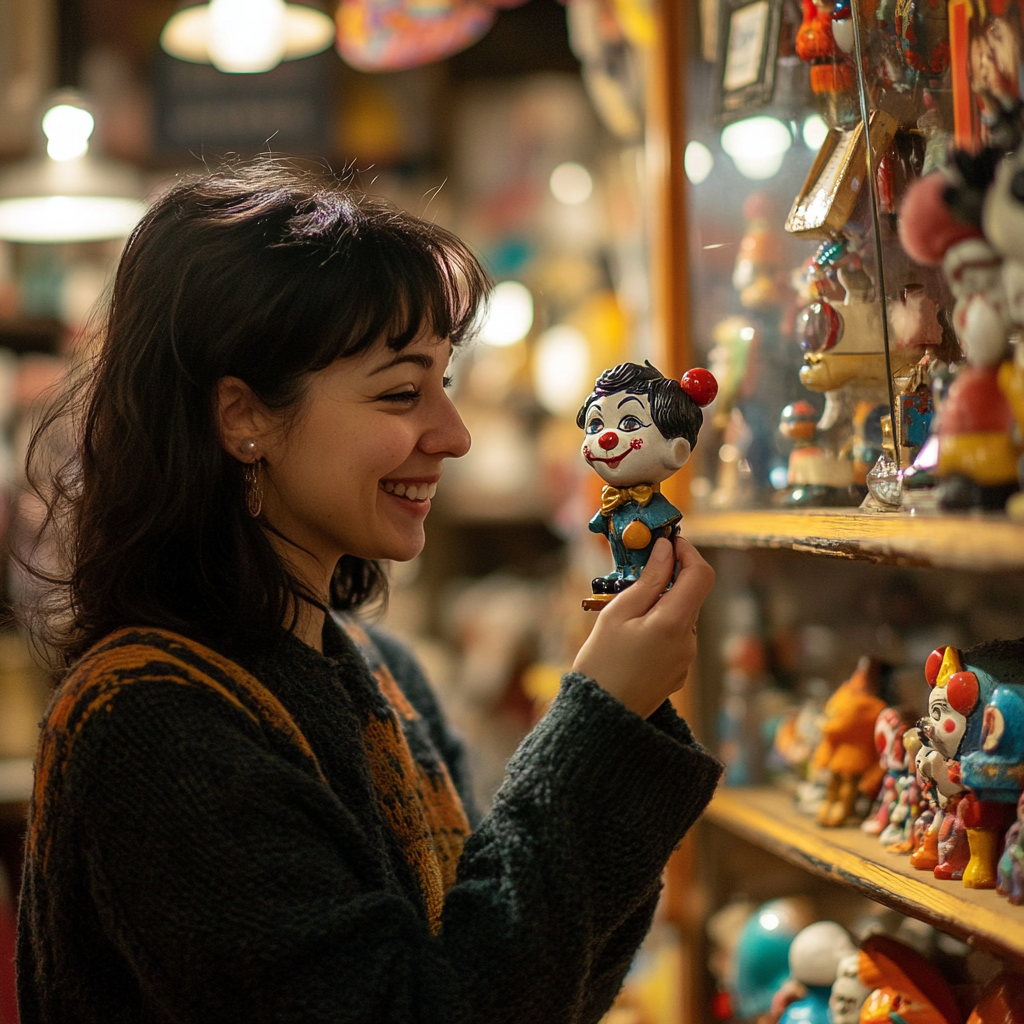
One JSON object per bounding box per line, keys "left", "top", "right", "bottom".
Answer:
{"left": 425, "top": 395, "right": 471, "bottom": 459}
{"left": 598, "top": 431, "right": 619, "bottom": 451}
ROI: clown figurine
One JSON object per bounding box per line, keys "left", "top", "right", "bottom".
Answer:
{"left": 578, "top": 362, "right": 717, "bottom": 611}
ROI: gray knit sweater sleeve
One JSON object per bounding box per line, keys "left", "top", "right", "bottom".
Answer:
{"left": 17, "top": 628, "right": 721, "bottom": 1024}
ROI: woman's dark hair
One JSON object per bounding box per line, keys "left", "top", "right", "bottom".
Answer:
{"left": 22, "top": 158, "right": 491, "bottom": 669}
{"left": 575, "top": 361, "right": 704, "bottom": 445}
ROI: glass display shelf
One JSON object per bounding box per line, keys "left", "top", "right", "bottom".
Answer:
{"left": 681, "top": 510, "right": 1024, "bottom": 572}
{"left": 706, "top": 786, "right": 1024, "bottom": 964}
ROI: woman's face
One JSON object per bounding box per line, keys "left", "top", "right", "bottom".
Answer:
{"left": 261, "top": 332, "right": 470, "bottom": 575}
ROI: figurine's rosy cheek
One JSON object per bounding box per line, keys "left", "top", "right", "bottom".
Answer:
{"left": 630, "top": 437, "right": 643, "bottom": 450}
{"left": 943, "top": 718, "right": 956, "bottom": 733}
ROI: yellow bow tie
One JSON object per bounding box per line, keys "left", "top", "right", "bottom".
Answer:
{"left": 601, "top": 484, "right": 654, "bottom": 515}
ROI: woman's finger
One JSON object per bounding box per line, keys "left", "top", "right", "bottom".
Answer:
{"left": 600, "top": 537, "right": 675, "bottom": 623}
{"left": 648, "top": 536, "right": 715, "bottom": 622}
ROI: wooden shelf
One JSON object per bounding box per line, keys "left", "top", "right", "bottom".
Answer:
{"left": 681, "top": 509, "right": 1024, "bottom": 572}
{"left": 706, "top": 786, "right": 1024, "bottom": 964}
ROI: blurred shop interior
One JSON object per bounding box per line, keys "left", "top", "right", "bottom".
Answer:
{"left": 1, "top": 1, "right": 1024, "bottom": 1023}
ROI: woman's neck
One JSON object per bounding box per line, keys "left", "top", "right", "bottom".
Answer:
{"left": 291, "top": 600, "right": 327, "bottom": 653}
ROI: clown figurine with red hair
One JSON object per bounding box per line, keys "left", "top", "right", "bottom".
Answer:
{"left": 578, "top": 362, "right": 717, "bottom": 610}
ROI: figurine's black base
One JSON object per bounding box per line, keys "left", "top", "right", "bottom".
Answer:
{"left": 936, "top": 475, "right": 1017, "bottom": 512}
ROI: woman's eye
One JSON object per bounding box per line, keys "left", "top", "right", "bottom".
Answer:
{"left": 379, "top": 390, "right": 421, "bottom": 404}
{"left": 586, "top": 419, "right": 603, "bottom": 434}
{"left": 618, "top": 415, "right": 644, "bottom": 431}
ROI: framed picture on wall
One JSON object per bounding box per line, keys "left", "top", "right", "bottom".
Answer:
{"left": 785, "top": 110, "right": 899, "bottom": 238}
{"left": 711, "top": 0, "right": 784, "bottom": 125}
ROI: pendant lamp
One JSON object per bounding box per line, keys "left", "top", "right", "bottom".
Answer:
{"left": 161, "top": 0, "right": 335, "bottom": 74}
{"left": 0, "top": 94, "right": 148, "bottom": 244}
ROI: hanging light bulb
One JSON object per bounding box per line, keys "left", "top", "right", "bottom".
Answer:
{"left": 42, "top": 105, "right": 95, "bottom": 161}
{"left": 0, "top": 94, "right": 147, "bottom": 243}
{"left": 161, "top": 0, "right": 334, "bottom": 74}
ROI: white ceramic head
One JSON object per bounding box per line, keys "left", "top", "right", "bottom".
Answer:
{"left": 580, "top": 389, "right": 691, "bottom": 487}
{"left": 788, "top": 921, "right": 856, "bottom": 987}
{"left": 828, "top": 954, "right": 869, "bottom": 1024}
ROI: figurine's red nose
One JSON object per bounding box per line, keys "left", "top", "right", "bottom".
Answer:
{"left": 598, "top": 431, "right": 619, "bottom": 451}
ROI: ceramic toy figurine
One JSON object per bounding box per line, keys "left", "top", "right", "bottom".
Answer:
{"left": 732, "top": 897, "right": 817, "bottom": 1024}
{"left": 923, "top": 641, "right": 1024, "bottom": 888}
{"left": 829, "top": 954, "right": 870, "bottom": 1024}
{"left": 855, "top": 934, "right": 962, "bottom": 1024}
{"left": 900, "top": 171, "right": 1021, "bottom": 511}
{"left": 862, "top": 707, "right": 913, "bottom": 838}
{"left": 578, "top": 361, "right": 717, "bottom": 610}
{"left": 811, "top": 657, "right": 888, "bottom": 827}
{"left": 967, "top": 972, "right": 1024, "bottom": 1023}
{"left": 997, "top": 790, "right": 1024, "bottom": 905}
{"left": 777, "top": 921, "right": 857, "bottom": 1024}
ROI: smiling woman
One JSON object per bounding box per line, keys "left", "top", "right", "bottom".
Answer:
{"left": 14, "top": 159, "right": 722, "bottom": 1024}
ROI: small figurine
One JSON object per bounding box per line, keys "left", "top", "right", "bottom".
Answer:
{"left": 777, "top": 921, "right": 857, "bottom": 1024}
{"left": 732, "top": 897, "right": 816, "bottom": 1023}
{"left": 923, "top": 641, "right": 1024, "bottom": 888}
{"left": 856, "top": 934, "right": 962, "bottom": 1024}
{"left": 997, "top": 790, "right": 1024, "bottom": 905}
{"left": 810, "top": 657, "right": 888, "bottom": 827}
{"left": 828, "top": 954, "right": 869, "bottom": 1024}
{"left": 862, "top": 707, "right": 912, "bottom": 838}
{"left": 967, "top": 971, "right": 1024, "bottom": 1023}
{"left": 900, "top": 171, "right": 1021, "bottom": 511}
{"left": 578, "top": 361, "right": 716, "bottom": 610}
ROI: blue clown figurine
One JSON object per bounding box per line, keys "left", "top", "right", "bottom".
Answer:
{"left": 578, "top": 361, "right": 717, "bottom": 610}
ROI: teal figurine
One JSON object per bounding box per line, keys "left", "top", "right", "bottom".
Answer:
{"left": 578, "top": 361, "right": 717, "bottom": 610}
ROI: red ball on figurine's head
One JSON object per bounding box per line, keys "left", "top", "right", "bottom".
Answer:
{"left": 679, "top": 367, "right": 718, "bottom": 407}
{"left": 898, "top": 172, "right": 983, "bottom": 267}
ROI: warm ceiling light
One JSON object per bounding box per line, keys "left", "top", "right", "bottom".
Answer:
{"left": 0, "top": 94, "right": 147, "bottom": 243}
{"left": 161, "top": 0, "right": 334, "bottom": 74}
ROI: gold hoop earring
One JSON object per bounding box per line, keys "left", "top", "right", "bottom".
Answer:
{"left": 244, "top": 461, "right": 263, "bottom": 518}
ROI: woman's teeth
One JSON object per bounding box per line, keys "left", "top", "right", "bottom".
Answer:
{"left": 380, "top": 480, "right": 437, "bottom": 501}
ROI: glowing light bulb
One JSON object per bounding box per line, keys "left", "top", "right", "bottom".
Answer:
{"left": 549, "top": 162, "right": 593, "bottom": 205}
{"left": 684, "top": 141, "right": 714, "bottom": 184}
{"left": 720, "top": 117, "right": 791, "bottom": 181}
{"left": 477, "top": 280, "right": 534, "bottom": 347}
{"left": 42, "top": 104, "right": 95, "bottom": 161}
{"left": 208, "top": 0, "right": 286, "bottom": 72}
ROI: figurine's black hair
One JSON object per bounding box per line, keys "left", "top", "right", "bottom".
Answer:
{"left": 575, "top": 360, "right": 703, "bottom": 445}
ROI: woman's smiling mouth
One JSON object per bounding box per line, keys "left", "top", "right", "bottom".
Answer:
{"left": 379, "top": 479, "right": 438, "bottom": 502}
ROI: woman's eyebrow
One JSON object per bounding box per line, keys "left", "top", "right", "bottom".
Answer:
{"left": 368, "top": 353, "right": 435, "bottom": 376}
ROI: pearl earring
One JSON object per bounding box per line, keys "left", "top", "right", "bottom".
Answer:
{"left": 240, "top": 437, "right": 258, "bottom": 458}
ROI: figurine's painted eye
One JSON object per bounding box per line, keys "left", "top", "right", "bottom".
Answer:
{"left": 618, "top": 415, "right": 645, "bottom": 432}
{"left": 586, "top": 418, "right": 604, "bottom": 434}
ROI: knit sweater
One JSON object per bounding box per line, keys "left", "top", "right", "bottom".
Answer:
{"left": 17, "top": 614, "right": 722, "bottom": 1024}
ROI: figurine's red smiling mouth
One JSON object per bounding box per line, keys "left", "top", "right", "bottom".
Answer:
{"left": 585, "top": 437, "right": 642, "bottom": 469}
{"left": 585, "top": 447, "right": 633, "bottom": 469}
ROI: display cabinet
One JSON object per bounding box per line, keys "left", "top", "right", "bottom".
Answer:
{"left": 647, "top": 1, "right": 1024, "bottom": 1020}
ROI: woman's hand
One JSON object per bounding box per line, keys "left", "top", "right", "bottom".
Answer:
{"left": 572, "top": 535, "right": 715, "bottom": 719}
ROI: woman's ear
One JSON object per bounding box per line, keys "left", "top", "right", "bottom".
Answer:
{"left": 214, "top": 376, "right": 270, "bottom": 461}
{"left": 666, "top": 437, "right": 692, "bottom": 470}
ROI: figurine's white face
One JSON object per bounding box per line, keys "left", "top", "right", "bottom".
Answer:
{"left": 581, "top": 391, "right": 691, "bottom": 487}
{"left": 926, "top": 686, "right": 967, "bottom": 760}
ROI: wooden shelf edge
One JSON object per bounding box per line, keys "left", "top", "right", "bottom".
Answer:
{"left": 681, "top": 509, "right": 1024, "bottom": 572}
{"left": 705, "top": 786, "right": 1024, "bottom": 965}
